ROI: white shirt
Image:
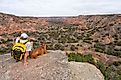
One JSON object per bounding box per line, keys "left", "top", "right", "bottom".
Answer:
{"left": 25, "top": 41, "right": 33, "bottom": 51}
{"left": 15, "top": 37, "right": 20, "bottom": 43}
{"left": 15, "top": 38, "right": 33, "bottom": 51}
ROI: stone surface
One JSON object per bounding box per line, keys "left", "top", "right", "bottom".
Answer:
{"left": 69, "top": 62, "right": 104, "bottom": 80}
{"left": 0, "top": 50, "right": 104, "bottom": 80}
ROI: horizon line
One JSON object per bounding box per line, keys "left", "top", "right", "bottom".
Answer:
{"left": 0, "top": 11, "right": 121, "bottom": 18}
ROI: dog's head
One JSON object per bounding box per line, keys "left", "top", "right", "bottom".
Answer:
{"left": 40, "top": 41, "right": 46, "bottom": 48}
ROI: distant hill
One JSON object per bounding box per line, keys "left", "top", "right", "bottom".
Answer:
{"left": 0, "top": 12, "right": 121, "bottom": 35}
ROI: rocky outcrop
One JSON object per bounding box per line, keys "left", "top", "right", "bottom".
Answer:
{"left": 0, "top": 50, "right": 104, "bottom": 80}
{"left": 69, "top": 62, "right": 104, "bottom": 80}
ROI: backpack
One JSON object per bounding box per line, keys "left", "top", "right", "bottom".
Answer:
{"left": 11, "top": 40, "right": 29, "bottom": 62}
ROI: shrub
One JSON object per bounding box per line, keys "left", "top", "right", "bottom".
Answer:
{"left": 116, "top": 41, "right": 121, "bottom": 46}
{"left": 54, "top": 43, "right": 64, "bottom": 50}
{"left": 47, "top": 44, "right": 54, "bottom": 50}
{"left": 68, "top": 53, "right": 95, "bottom": 64}
{"left": 77, "top": 36, "right": 83, "bottom": 40}
{"left": 94, "top": 42, "right": 105, "bottom": 53}
{"left": 12, "top": 32, "right": 21, "bottom": 37}
{"left": 0, "top": 48, "right": 6, "bottom": 55}
{"left": 67, "top": 37, "right": 78, "bottom": 43}
{"left": 95, "top": 61, "right": 106, "bottom": 77}
{"left": 1, "top": 39, "right": 7, "bottom": 44}
{"left": 113, "top": 51, "right": 121, "bottom": 57}
{"left": 97, "top": 61, "right": 121, "bottom": 80}
{"left": 113, "top": 61, "right": 121, "bottom": 66}
{"left": 83, "top": 54, "right": 95, "bottom": 64}
{"left": 95, "top": 48, "right": 104, "bottom": 53}
{"left": 83, "top": 40, "right": 92, "bottom": 44}
{"left": 115, "top": 75, "right": 121, "bottom": 80}
{"left": 68, "top": 53, "right": 83, "bottom": 62}
{"left": 70, "top": 45, "right": 76, "bottom": 51}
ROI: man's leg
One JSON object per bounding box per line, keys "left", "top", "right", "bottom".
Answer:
{"left": 24, "top": 51, "right": 29, "bottom": 65}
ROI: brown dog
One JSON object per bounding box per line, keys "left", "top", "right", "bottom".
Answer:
{"left": 30, "top": 42, "right": 47, "bottom": 59}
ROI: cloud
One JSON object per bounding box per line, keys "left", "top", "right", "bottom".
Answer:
{"left": 0, "top": 0, "right": 121, "bottom": 16}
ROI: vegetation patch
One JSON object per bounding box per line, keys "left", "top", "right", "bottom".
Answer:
{"left": 68, "top": 53, "right": 95, "bottom": 64}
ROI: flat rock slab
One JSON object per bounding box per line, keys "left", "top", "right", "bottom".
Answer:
{"left": 0, "top": 50, "right": 104, "bottom": 80}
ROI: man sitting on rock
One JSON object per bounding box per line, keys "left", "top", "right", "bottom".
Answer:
{"left": 15, "top": 33, "right": 33, "bottom": 65}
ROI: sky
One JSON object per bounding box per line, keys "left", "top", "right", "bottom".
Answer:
{"left": 0, "top": 0, "right": 121, "bottom": 17}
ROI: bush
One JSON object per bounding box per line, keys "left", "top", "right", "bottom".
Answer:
{"left": 95, "top": 61, "right": 106, "bottom": 77}
{"left": 95, "top": 48, "right": 104, "bottom": 53}
{"left": 115, "top": 75, "right": 121, "bottom": 80}
{"left": 96, "top": 61, "right": 121, "bottom": 80}
{"left": 94, "top": 42, "right": 105, "bottom": 53}
{"left": 47, "top": 44, "right": 54, "bottom": 50}
{"left": 1, "top": 39, "right": 7, "bottom": 44}
{"left": 113, "top": 51, "right": 121, "bottom": 57}
{"left": 116, "top": 41, "right": 121, "bottom": 46}
{"left": 68, "top": 53, "right": 83, "bottom": 62}
{"left": 83, "top": 54, "right": 95, "bottom": 64}
{"left": 70, "top": 45, "right": 76, "bottom": 51}
{"left": 68, "top": 53, "right": 95, "bottom": 64}
{"left": 54, "top": 43, "right": 64, "bottom": 50}
{"left": 0, "top": 48, "right": 6, "bottom": 55}
{"left": 12, "top": 32, "right": 21, "bottom": 37}
{"left": 67, "top": 37, "right": 78, "bottom": 43}
{"left": 113, "top": 61, "right": 121, "bottom": 66}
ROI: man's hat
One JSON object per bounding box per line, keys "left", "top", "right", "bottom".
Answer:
{"left": 20, "top": 33, "right": 28, "bottom": 39}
